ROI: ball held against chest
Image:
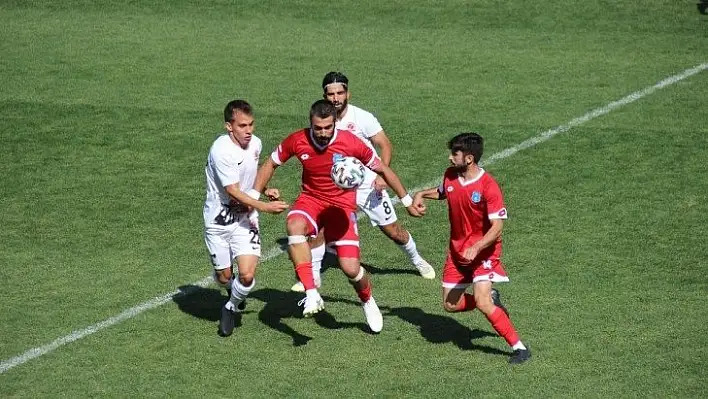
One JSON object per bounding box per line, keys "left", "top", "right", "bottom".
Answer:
{"left": 330, "top": 157, "right": 366, "bottom": 189}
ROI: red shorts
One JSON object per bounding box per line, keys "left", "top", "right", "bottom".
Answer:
{"left": 286, "top": 194, "right": 360, "bottom": 258}
{"left": 442, "top": 252, "right": 509, "bottom": 288}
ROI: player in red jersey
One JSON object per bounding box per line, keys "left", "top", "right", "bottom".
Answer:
{"left": 412, "top": 132, "right": 531, "bottom": 364}
{"left": 251, "top": 100, "right": 422, "bottom": 333}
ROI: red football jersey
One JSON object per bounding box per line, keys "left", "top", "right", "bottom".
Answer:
{"left": 438, "top": 167, "right": 507, "bottom": 265}
{"left": 271, "top": 128, "right": 380, "bottom": 208}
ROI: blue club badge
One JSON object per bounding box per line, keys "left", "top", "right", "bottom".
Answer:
{"left": 471, "top": 191, "right": 482, "bottom": 203}
{"left": 332, "top": 153, "right": 345, "bottom": 163}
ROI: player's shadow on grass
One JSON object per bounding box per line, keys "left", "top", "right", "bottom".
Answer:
{"left": 386, "top": 306, "right": 511, "bottom": 356}
{"left": 174, "top": 285, "right": 225, "bottom": 322}
{"left": 250, "top": 288, "right": 369, "bottom": 344}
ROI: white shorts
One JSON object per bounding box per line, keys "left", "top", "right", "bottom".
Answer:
{"left": 204, "top": 213, "right": 261, "bottom": 270}
{"left": 356, "top": 169, "right": 397, "bottom": 227}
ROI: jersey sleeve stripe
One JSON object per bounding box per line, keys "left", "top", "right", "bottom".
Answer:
{"left": 271, "top": 151, "right": 283, "bottom": 165}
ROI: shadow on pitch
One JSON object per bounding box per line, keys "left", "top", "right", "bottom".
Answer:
{"left": 386, "top": 306, "right": 511, "bottom": 356}
{"left": 174, "top": 285, "right": 225, "bottom": 322}
{"left": 250, "top": 288, "right": 369, "bottom": 341}
{"left": 173, "top": 285, "right": 369, "bottom": 346}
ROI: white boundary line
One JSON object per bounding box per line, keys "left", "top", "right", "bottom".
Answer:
{"left": 2, "top": 62, "right": 706, "bottom": 374}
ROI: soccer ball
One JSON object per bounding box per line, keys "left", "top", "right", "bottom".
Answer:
{"left": 331, "top": 157, "right": 366, "bottom": 189}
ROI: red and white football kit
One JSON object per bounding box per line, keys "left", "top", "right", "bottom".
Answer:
{"left": 438, "top": 167, "right": 509, "bottom": 288}
{"left": 271, "top": 128, "right": 381, "bottom": 258}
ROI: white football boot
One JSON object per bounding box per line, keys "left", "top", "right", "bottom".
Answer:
{"left": 413, "top": 258, "right": 436, "bottom": 279}
{"left": 362, "top": 297, "right": 383, "bottom": 333}
{"left": 298, "top": 290, "right": 324, "bottom": 317}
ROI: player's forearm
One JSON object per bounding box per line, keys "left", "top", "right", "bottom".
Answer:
{"left": 252, "top": 158, "right": 277, "bottom": 194}
{"left": 472, "top": 220, "right": 503, "bottom": 250}
{"left": 225, "top": 184, "right": 267, "bottom": 211}
{"left": 376, "top": 165, "right": 411, "bottom": 204}
{"left": 417, "top": 187, "right": 442, "bottom": 200}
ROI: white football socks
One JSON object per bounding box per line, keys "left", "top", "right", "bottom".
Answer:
{"left": 226, "top": 278, "right": 254, "bottom": 311}
{"left": 398, "top": 233, "right": 423, "bottom": 264}
{"left": 311, "top": 244, "right": 325, "bottom": 286}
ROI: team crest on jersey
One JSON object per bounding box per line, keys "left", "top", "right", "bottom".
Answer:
{"left": 332, "top": 153, "right": 345, "bottom": 163}
{"left": 301, "top": 154, "right": 310, "bottom": 160}
{"left": 347, "top": 122, "right": 356, "bottom": 131}
{"left": 447, "top": 186, "right": 453, "bottom": 192}
{"left": 471, "top": 191, "right": 482, "bottom": 203}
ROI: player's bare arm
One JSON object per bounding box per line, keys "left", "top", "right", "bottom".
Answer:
{"left": 463, "top": 219, "right": 504, "bottom": 261}
{"left": 412, "top": 187, "right": 442, "bottom": 214}
{"left": 369, "top": 162, "right": 423, "bottom": 217}
{"left": 369, "top": 130, "right": 393, "bottom": 191}
{"left": 224, "top": 182, "right": 288, "bottom": 214}
{"left": 369, "top": 130, "right": 392, "bottom": 166}
{"left": 252, "top": 157, "right": 280, "bottom": 198}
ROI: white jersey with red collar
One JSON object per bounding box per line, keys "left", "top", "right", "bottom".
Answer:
{"left": 335, "top": 104, "right": 383, "bottom": 156}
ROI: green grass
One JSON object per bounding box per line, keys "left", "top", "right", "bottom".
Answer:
{"left": 1, "top": 0, "right": 707, "bottom": 397}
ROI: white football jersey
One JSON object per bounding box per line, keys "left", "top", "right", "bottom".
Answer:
{"left": 335, "top": 104, "right": 383, "bottom": 156}
{"left": 203, "top": 134, "right": 262, "bottom": 226}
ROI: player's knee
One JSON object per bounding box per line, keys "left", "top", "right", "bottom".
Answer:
{"left": 238, "top": 273, "right": 255, "bottom": 287}
{"left": 347, "top": 266, "right": 365, "bottom": 283}
{"left": 474, "top": 294, "right": 494, "bottom": 315}
{"left": 286, "top": 218, "right": 308, "bottom": 235}
{"left": 213, "top": 268, "right": 232, "bottom": 287}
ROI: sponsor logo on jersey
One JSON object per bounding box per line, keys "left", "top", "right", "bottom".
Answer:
{"left": 471, "top": 191, "right": 481, "bottom": 203}
{"left": 301, "top": 154, "right": 310, "bottom": 160}
{"left": 447, "top": 186, "right": 453, "bottom": 192}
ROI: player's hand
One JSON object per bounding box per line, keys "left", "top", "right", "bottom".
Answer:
{"left": 373, "top": 176, "right": 388, "bottom": 191}
{"left": 462, "top": 245, "right": 481, "bottom": 263}
{"left": 265, "top": 188, "right": 281, "bottom": 201}
{"left": 412, "top": 193, "right": 426, "bottom": 215}
{"left": 406, "top": 205, "right": 423, "bottom": 218}
{"left": 259, "top": 200, "right": 289, "bottom": 214}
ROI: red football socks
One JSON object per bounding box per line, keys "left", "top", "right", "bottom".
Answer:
{"left": 295, "top": 262, "right": 316, "bottom": 290}
{"left": 486, "top": 306, "right": 520, "bottom": 347}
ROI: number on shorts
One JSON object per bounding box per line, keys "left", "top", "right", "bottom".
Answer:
{"left": 249, "top": 228, "right": 261, "bottom": 245}
{"left": 383, "top": 201, "right": 392, "bottom": 215}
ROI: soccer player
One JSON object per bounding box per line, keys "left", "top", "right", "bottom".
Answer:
{"left": 412, "top": 132, "right": 531, "bottom": 364}
{"left": 251, "top": 99, "right": 422, "bottom": 333}
{"left": 290, "top": 71, "right": 434, "bottom": 293}
{"left": 203, "top": 100, "right": 289, "bottom": 337}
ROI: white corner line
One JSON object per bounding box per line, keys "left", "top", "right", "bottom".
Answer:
{"left": 2, "top": 62, "right": 706, "bottom": 375}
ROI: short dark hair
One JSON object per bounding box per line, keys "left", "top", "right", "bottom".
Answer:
{"left": 448, "top": 132, "right": 484, "bottom": 164}
{"left": 224, "top": 100, "right": 253, "bottom": 122}
{"left": 322, "top": 71, "right": 349, "bottom": 91}
{"left": 310, "top": 99, "right": 337, "bottom": 121}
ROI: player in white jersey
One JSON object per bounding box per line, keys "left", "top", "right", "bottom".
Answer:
{"left": 290, "top": 72, "right": 435, "bottom": 292}
{"left": 204, "top": 100, "right": 288, "bottom": 337}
